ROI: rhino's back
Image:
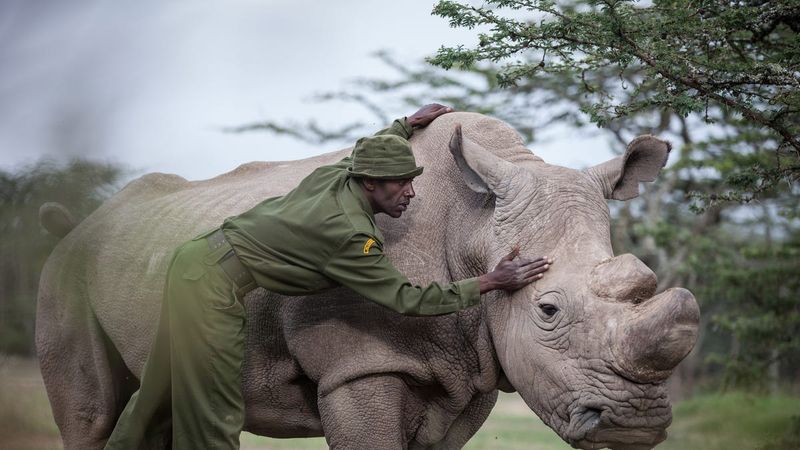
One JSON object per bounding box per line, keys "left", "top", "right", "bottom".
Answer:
{"left": 44, "top": 150, "right": 348, "bottom": 373}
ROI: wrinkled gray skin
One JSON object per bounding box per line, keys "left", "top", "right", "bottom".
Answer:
{"left": 36, "top": 113, "right": 699, "bottom": 450}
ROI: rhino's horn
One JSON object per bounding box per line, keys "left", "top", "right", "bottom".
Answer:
{"left": 590, "top": 254, "right": 657, "bottom": 302}
{"left": 612, "top": 288, "right": 700, "bottom": 383}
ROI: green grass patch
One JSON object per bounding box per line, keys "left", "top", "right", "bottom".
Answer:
{"left": 658, "top": 391, "right": 800, "bottom": 450}
{"left": 468, "top": 391, "right": 800, "bottom": 450}
{"left": 240, "top": 433, "right": 327, "bottom": 450}
{"left": 4, "top": 360, "right": 799, "bottom": 450}
{"left": 465, "top": 413, "right": 567, "bottom": 450}
{"left": 0, "top": 356, "right": 63, "bottom": 450}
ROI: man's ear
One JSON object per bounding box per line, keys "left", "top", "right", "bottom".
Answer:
{"left": 360, "top": 177, "right": 377, "bottom": 192}
{"left": 583, "top": 135, "right": 671, "bottom": 200}
{"left": 448, "top": 124, "right": 521, "bottom": 199}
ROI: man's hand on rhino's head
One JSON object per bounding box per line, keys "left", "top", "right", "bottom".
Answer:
{"left": 407, "top": 103, "right": 454, "bottom": 129}
{"left": 478, "top": 247, "right": 553, "bottom": 294}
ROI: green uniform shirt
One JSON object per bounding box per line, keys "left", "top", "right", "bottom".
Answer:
{"left": 221, "top": 118, "right": 480, "bottom": 316}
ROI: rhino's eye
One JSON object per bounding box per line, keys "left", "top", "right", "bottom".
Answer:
{"left": 540, "top": 304, "right": 559, "bottom": 316}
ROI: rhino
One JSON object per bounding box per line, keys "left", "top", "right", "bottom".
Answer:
{"left": 36, "top": 112, "right": 699, "bottom": 450}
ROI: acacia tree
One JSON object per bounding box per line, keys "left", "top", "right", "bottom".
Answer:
{"left": 429, "top": 0, "right": 799, "bottom": 207}
{"left": 247, "top": 0, "right": 798, "bottom": 208}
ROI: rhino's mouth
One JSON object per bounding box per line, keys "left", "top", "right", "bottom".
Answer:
{"left": 565, "top": 406, "right": 668, "bottom": 450}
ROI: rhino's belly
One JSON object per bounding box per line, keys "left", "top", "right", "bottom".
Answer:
{"left": 241, "top": 373, "right": 324, "bottom": 439}
{"left": 241, "top": 291, "right": 324, "bottom": 437}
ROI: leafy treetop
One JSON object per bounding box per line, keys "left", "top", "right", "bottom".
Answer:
{"left": 429, "top": 0, "right": 799, "bottom": 202}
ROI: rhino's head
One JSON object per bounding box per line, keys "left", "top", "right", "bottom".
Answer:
{"left": 448, "top": 124, "right": 699, "bottom": 450}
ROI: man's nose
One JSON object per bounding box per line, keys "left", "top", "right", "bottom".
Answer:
{"left": 406, "top": 183, "right": 415, "bottom": 198}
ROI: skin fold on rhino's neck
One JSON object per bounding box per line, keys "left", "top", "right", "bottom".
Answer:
{"left": 444, "top": 193, "right": 519, "bottom": 395}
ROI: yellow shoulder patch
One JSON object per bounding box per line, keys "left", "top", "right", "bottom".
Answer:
{"left": 362, "top": 238, "right": 377, "bottom": 255}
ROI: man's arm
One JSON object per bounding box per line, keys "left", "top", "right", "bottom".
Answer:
{"left": 372, "top": 103, "right": 454, "bottom": 140}
{"left": 322, "top": 234, "right": 551, "bottom": 316}
{"left": 322, "top": 233, "right": 477, "bottom": 316}
{"left": 406, "top": 103, "right": 453, "bottom": 129}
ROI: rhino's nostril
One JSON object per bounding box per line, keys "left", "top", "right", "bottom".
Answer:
{"left": 581, "top": 407, "right": 602, "bottom": 427}
{"left": 569, "top": 406, "right": 603, "bottom": 442}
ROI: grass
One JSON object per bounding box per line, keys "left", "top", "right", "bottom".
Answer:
{"left": 657, "top": 392, "right": 800, "bottom": 450}
{"left": 0, "top": 356, "right": 62, "bottom": 450}
{"left": 2, "top": 357, "right": 798, "bottom": 449}
{"left": 462, "top": 393, "right": 568, "bottom": 450}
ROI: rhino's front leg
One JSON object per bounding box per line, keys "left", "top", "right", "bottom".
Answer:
{"left": 433, "top": 391, "right": 498, "bottom": 449}
{"left": 318, "top": 374, "right": 420, "bottom": 449}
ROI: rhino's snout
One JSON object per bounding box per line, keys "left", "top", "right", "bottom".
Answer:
{"left": 567, "top": 405, "right": 667, "bottom": 450}
{"left": 613, "top": 287, "right": 700, "bottom": 383}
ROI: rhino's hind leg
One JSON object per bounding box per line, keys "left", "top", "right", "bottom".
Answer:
{"left": 36, "top": 284, "right": 138, "bottom": 450}
{"left": 318, "top": 375, "right": 419, "bottom": 449}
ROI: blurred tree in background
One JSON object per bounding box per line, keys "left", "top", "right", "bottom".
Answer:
{"left": 236, "top": 0, "right": 799, "bottom": 391}
{"left": 0, "top": 159, "right": 124, "bottom": 355}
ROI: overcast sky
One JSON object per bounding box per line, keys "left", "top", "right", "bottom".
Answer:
{"left": 0, "top": 0, "right": 609, "bottom": 182}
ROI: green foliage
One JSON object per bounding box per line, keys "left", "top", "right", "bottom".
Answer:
{"left": 698, "top": 232, "right": 800, "bottom": 388}
{"left": 758, "top": 415, "right": 800, "bottom": 450}
{"left": 0, "top": 159, "right": 125, "bottom": 355}
{"left": 430, "top": 0, "right": 800, "bottom": 206}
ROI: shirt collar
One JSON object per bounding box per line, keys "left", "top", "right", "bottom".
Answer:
{"left": 346, "top": 176, "right": 375, "bottom": 218}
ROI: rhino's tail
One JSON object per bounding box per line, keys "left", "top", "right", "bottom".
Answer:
{"left": 39, "top": 202, "right": 77, "bottom": 238}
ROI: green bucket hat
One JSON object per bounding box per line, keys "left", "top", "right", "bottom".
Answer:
{"left": 347, "top": 135, "right": 424, "bottom": 180}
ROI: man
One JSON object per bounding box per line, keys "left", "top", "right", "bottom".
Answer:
{"left": 105, "top": 104, "right": 552, "bottom": 449}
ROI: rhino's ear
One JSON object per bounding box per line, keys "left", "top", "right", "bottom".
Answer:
{"left": 584, "top": 135, "right": 671, "bottom": 201}
{"left": 448, "top": 124, "right": 519, "bottom": 199}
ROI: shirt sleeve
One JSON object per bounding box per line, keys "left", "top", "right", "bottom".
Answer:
{"left": 372, "top": 118, "right": 413, "bottom": 140}
{"left": 322, "top": 233, "right": 481, "bottom": 316}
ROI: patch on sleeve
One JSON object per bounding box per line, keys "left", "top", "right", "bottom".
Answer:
{"left": 362, "top": 238, "right": 377, "bottom": 255}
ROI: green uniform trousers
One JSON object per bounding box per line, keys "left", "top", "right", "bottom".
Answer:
{"left": 105, "top": 232, "right": 248, "bottom": 450}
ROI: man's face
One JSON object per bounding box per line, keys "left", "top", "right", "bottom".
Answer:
{"left": 365, "top": 178, "right": 416, "bottom": 218}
